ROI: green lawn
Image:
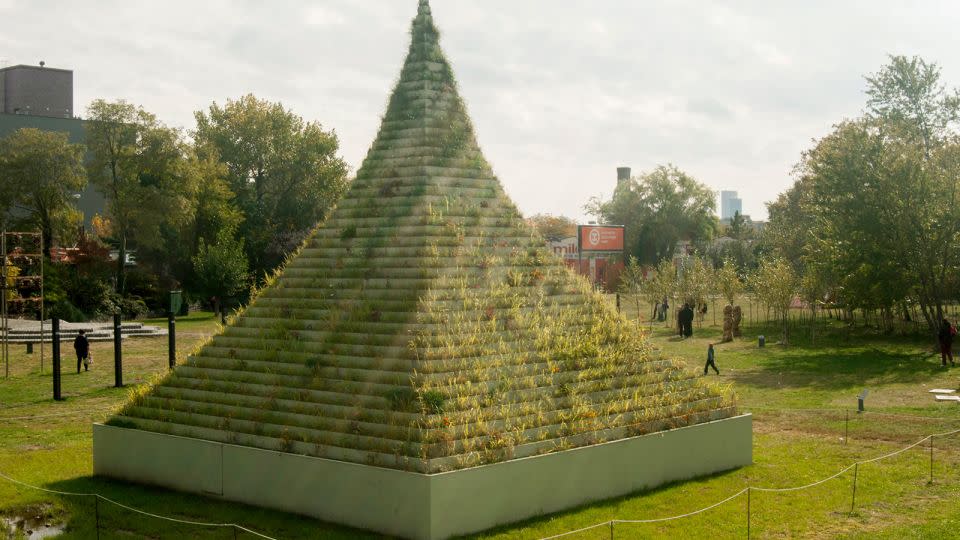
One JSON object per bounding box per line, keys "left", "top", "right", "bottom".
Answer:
{"left": 3, "top": 308, "right": 960, "bottom": 538}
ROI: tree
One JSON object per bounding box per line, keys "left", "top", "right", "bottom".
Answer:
{"left": 527, "top": 214, "right": 577, "bottom": 242}
{"left": 136, "top": 148, "right": 242, "bottom": 292}
{"left": 629, "top": 258, "right": 678, "bottom": 328}
{"left": 617, "top": 256, "right": 648, "bottom": 327}
{"left": 768, "top": 55, "right": 960, "bottom": 340}
{"left": 194, "top": 94, "right": 349, "bottom": 278}
{"left": 85, "top": 99, "right": 197, "bottom": 293}
{"left": 716, "top": 261, "right": 743, "bottom": 307}
{"left": 192, "top": 227, "right": 250, "bottom": 315}
{"left": 749, "top": 257, "right": 799, "bottom": 344}
{"left": 0, "top": 128, "right": 86, "bottom": 251}
{"left": 585, "top": 164, "right": 717, "bottom": 265}
{"left": 865, "top": 55, "right": 960, "bottom": 156}
{"left": 763, "top": 179, "right": 814, "bottom": 273}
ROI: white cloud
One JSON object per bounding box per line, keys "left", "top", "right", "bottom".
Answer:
{"left": 5, "top": 0, "right": 960, "bottom": 222}
{"left": 304, "top": 6, "right": 346, "bottom": 27}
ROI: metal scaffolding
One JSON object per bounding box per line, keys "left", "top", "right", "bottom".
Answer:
{"left": 1, "top": 230, "right": 44, "bottom": 378}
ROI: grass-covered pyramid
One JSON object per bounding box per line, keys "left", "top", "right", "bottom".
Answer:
{"left": 107, "top": 0, "right": 737, "bottom": 475}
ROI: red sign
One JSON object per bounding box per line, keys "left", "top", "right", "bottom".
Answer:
{"left": 579, "top": 226, "right": 624, "bottom": 252}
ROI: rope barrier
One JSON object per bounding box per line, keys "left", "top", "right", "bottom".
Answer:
{"left": 742, "top": 405, "right": 960, "bottom": 423}
{"left": 613, "top": 489, "right": 749, "bottom": 524}
{"left": 0, "top": 469, "right": 279, "bottom": 539}
{"left": 2, "top": 401, "right": 959, "bottom": 539}
{"left": 539, "top": 425, "right": 960, "bottom": 539}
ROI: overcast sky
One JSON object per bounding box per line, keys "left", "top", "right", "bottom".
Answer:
{"left": 3, "top": 0, "right": 959, "bottom": 221}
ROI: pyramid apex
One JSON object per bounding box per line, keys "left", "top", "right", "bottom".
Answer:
{"left": 417, "top": 0, "right": 432, "bottom": 17}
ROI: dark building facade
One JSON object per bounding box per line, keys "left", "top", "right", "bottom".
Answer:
{"left": 0, "top": 64, "right": 74, "bottom": 118}
{"left": 0, "top": 64, "right": 103, "bottom": 232}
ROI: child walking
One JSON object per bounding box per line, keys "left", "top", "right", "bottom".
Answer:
{"left": 704, "top": 343, "right": 719, "bottom": 375}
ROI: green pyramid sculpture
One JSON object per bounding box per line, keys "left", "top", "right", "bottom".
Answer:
{"left": 106, "top": 0, "right": 736, "bottom": 475}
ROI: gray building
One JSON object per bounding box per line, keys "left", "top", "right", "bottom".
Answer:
{"left": 0, "top": 63, "right": 104, "bottom": 233}
{"left": 720, "top": 190, "right": 742, "bottom": 221}
{"left": 0, "top": 63, "right": 74, "bottom": 118}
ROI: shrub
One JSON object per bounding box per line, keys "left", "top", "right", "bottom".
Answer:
{"left": 421, "top": 390, "right": 446, "bottom": 414}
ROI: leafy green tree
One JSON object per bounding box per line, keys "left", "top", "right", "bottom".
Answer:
{"left": 749, "top": 257, "right": 799, "bottom": 344}
{"left": 138, "top": 148, "right": 242, "bottom": 291}
{"left": 763, "top": 180, "right": 814, "bottom": 273}
{"left": 192, "top": 227, "right": 250, "bottom": 315}
{"left": 585, "top": 164, "right": 717, "bottom": 265}
{"left": 194, "top": 94, "right": 349, "bottom": 278}
{"left": 527, "top": 213, "right": 577, "bottom": 242}
{"left": 767, "top": 55, "right": 960, "bottom": 339}
{"left": 865, "top": 55, "right": 960, "bottom": 155}
{"left": 617, "top": 256, "right": 648, "bottom": 326}
{"left": 716, "top": 260, "right": 743, "bottom": 307}
{"left": 0, "top": 128, "right": 86, "bottom": 251}
{"left": 85, "top": 99, "right": 197, "bottom": 293}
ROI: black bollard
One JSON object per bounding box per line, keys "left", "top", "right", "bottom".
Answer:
{"left": 52, "top": 319, "right": 62, "bottom": 401}
{"left": 168, "top": 311, "right": 176, "bottom": 369}
{"left": 26, "top": 342, "right": 32, "bottom": 354}
{"left": 113, "top": 313, "right": 123, "bottom": 388}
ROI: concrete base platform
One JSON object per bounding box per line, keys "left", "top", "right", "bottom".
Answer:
{"left": 93, "top": 414, "right": 752, "bottom": 540}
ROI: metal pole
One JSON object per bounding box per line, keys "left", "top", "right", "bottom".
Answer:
{"left": 168, "top": 311, "right": 176, "bottom": 369}
{"left": 113, "top": 313, "right": 122, "bottom": 387}
{"left": 52, "top": 317, "right": 61, "bottom": 401}
{"left": 40, "top": 232, "right": 44, "bottom": 374}
{"left": 1, "top": 229, "right": 6, "bottom": 379}
{"left": 850, "top": 463, "right": 858, "bottom": 514}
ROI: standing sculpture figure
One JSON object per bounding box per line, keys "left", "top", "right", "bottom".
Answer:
{"left": 732, "top": 305, "right": 743, "bottom": 338}
{"left": 722, "top": 305, "right": 734, "bottom": 342}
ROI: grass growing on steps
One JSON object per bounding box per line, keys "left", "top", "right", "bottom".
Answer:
{"left": 4, "top": 308, "right": 960, "bottom": 537}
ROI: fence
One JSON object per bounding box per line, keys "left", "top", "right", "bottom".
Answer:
{"left": 0, "top": 468, "right": 278, "bottom": 539}
{"left": 540, "top": 407, "right": 960, "bottom": 539}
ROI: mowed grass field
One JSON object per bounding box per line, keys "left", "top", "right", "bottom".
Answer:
{"left": 2, "top": 305, "right": 960, "bottom": 538}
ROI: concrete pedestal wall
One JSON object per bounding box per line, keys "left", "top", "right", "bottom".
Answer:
{"left": 93, "top": 414, "right": 752, "bottom": 540}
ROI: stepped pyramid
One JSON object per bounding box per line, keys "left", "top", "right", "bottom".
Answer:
{"left": 107, "top": 0, "right": 736, "bottom": 476}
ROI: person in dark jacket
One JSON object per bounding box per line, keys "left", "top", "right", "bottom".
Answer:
{"left": 938, "top": 319, "right": 955, "bottom": 367}
{"left": 73, "top": 329, "right": 90, "bottom": 373}
{"left": 679, "top": 303, "right": 695, "bottom": 338}
{"left": 704, "top": 343, "right": 719, "bottom": 375}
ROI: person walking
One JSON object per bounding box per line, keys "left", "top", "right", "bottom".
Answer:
{"left": 938, "top": 319, "right": 955, "bottom": 367}
{"left": 660, "top": 298, "right": 669, "bottom": 322}
{"left": 73, "top": 329, "right": 90, "bottom": 373}
{"left": 704, "top": 343, "right": 720, "bottom": 375}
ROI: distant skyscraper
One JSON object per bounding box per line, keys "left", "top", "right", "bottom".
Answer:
{"left": 720, "top": 190, "right": 742, "bottom": 220}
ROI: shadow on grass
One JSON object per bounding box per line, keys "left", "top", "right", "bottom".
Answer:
{"left": 732, "top": 346, "right": 943, "bottom": 391}
{"left": 45, "top": 475, "right": 389, "bottom": 539}
{"left": 467, "top": 467, "right": 744, "bottom": 539}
